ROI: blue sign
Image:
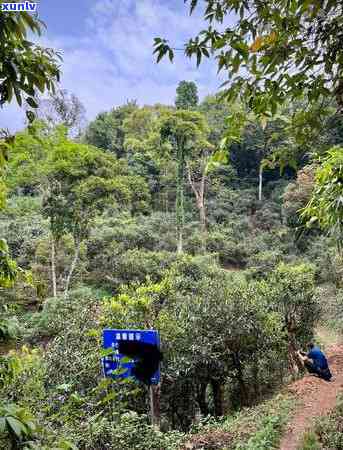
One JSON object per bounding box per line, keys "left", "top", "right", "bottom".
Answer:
{"left": 102, "top": 329, "right": 161, "bottom": 385}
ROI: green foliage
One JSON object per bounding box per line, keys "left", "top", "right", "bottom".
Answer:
{"left": 155, "top": 1, "right": 343, "bottom": 115}
{"left": 1, "top": 68, "right": 342, "bottom": 450}
{"left": 41, "top": 288, "right": 102, "bottom": 391}
{"left": 0, "top": 3, "right": 60, "bottom": 116}
{"left": 237, "top": 414, "right": 287, "bottom": 450}
{"left": 84, "top": 102, "right": 137, "bottom": 156}
{"left": 269, "top": 263, "right": 318, "bottom": 346}
{"left": 183, "top": 394, "right": 292, "bottom": 450}
{"left": 302, "top": 147, "right": 343, "bottom": 251}
{"left": 283, "top": 166, "right": 315, "bottom": 228}
{"left": 298, "top": 431, "right": 321, "bottom": 450}
{"left": 0, "top": 403, "right": 37, "bottom": 448}
{"left": 0, "top": 315, "right": 20, "bottom": 341}
{"left": 160, "top": 110, "right": 211, "bottom": 252}
{"left": 175, "top": 81, "right": 199, "bottom": 110}
{"left": 101, "top": 412, "right": 183, "bottom": 450}
{"left": 313, "top": 395, "right": 343, "bottom": 449}
{"left": 0, "top": 238, "right": 17, "bottom": 288}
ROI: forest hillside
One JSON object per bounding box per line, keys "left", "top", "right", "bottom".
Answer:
{"left": 1, "top": 2, "right": 343, "bottom": 449}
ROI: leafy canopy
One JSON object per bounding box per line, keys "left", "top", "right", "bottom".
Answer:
{"left": 175, "top": 80, "right": 199, "bottom": 110}
{"left": 0, "top": 2, "right": 61, "bottom": 121}
{"left": 302, "top": 146, "right": 343, "bottom": 250}
{"left": 154, "top": 0, "right": 343, "bottom": 116}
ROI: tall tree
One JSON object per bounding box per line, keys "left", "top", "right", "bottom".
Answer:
{"left": 160, "top": 111, "right": 209, "bottom": 253}
{"left": 7, "top": 123, "right": 150, "bottom": 297}
{"left": 122, "top": 105, "right": 173, "bottom": 205}
{"left": 26, "top": 89, "right": 86, "bottom": 137}
{"left": 175, "top": 81, "right": 199, "bottom": 110}
{"left": 84, "top": 102, "right": 137, "bottom": 157}
{"left": 0, "top": 7, "right": 60, "bottom": 287}
{"left": 155, "top": 1, "right": 343, "bottom": 116}
{"left": 245, "top": 115, "right": 293, "bottom": 202}
{"left": 186, "top": 131, "right": 215, "bottom": 236}
{"left": 43, "top": 142, "right": 149, "bottom": 297}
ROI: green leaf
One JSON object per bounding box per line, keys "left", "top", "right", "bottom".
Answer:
{"left": 168, "top": 49, "right": 174, "bottom": 62}
{"left": 26, "top": 97, "right": 38, "bottom": 109}
{"left": 7, "top": 417, "right": 26, "bottom": 438}
{"left": 0, "top": 417, "right": 6, "bottom": 434}
{"left": 100, "top": 348, "right": 115, "bottom": 357}
{"left": 26, "top": 111, "right": 35, "bottom": 123}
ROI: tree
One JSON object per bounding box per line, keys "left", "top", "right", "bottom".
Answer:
{"left": 283, "top": 166, "right": 316, "bottom": 229}
{"left": 269, "top": 263, "right": 318, "bottom": 374}
{"left": 7, "top": 123, "right": 150, "bottom": 297}
{"left": 0, "top": 5, "right": 61, "bottom": 120}
{"left": 27, "top": 89, "right": 86, "bottom": 137}
{"left": 160, "top": 111, "right": 209, "bottom": 253}
{"left": 44, "top": 143, "right": 149, "bottom": 298}
{"left": 0, "top": 238, "right": 17, "bottom": 288}
{"left": 122, "top": 105, "right": 173, "bottom": 205}
{"left": 199, "top": 94, "right": 231, "bottom": 146}
{"left": 154, "top": 1, "right": 343, "bottom": 116}
{"left": 175, "top": 81, "right": 199, "bottom": 110}
{"left": 84, "top": 102, "right": 137, "bottom": 156}
{"left": 301, "top": 147, "right": 343, "bottom": 254}
{"left": 0, "top": 4, "right": 60, "bottom": 292}
{"left": 186, "top": 143, "right": 213, "bottom": 235}
{"left": 245, "top": 115, "right": 293, "bottom": 202}
{"left": 0, "top": 131, "right": 12, "bottom": 209}
{"left": 186, "top": 134, "right": 217, "bottom": 237}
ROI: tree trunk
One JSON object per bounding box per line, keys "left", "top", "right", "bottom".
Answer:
{"left": 51, "top": 236, "right": 57, "bottom": 298}
{"left": 149, "top": 384, "right": 161, "bottom": 430}
{"left": 258, "top": 164, "right": 263, "bottom": 202}
{"left": 286, "top": 316, "right": 304, "bottom": 375}
{"left": 211, "top": 379, "right": 224, "bottom": 417}
{"left": 64, "top": 238, "right": 81, "bottom": 298}
{"left": 252, "top": 360, "right": 260, "bottom": 400}
{"left": 198, "top": 200, "right": 206, "bottom": 234}
{"left": 196, "top": 382, "right": 209, "bottom": 416}
{"left": 187, "top": 164, "right": 207, "bottom": 249}
{"left": 234, "top": 352, "right": 247, "bottom": 406}
{"left": 287, "top": 331, "right": 303, "bottom": 375}
{"left": 176, "top": 146, "right": 185, "bottom": 255}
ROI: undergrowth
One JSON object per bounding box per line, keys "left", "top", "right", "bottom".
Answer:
{"left": 182, "top": 393, "right": 294, "bottom": 450}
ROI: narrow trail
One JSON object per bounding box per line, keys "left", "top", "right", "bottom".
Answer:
{"left": 279, "top": 344, "right": 343, "bottom": 450}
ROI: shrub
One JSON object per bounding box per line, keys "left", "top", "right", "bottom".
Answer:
{"left": 42, "top": 288, "right": 103, "bottom": 390}
{"left": 0, "top": 316, "right": 20, "bottom": 341}
{"left": 313, "top": 396, "right": 343, "bottom": 449}
{"left": 0, "top": 403, "right": 37, "bottom": 449}
{"left": 0, "top": 346, "right": 46, "bottom": 408}
{"left": 297, "top": 431, "right": 321, "bottom": 450}
{"left": 206, "top": 229, "right": 248, "bottom": 267}
{"left": 26, "top": 287, "right": 104, "bottom": 339}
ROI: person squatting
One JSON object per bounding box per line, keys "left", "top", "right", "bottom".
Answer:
{"left": 298, "top": 342, "right": 332, "bottom": 381}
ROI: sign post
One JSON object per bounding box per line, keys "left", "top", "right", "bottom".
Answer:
{"left": 102, "top": 329, "right": 162, "bottom": 429}
{"left": 149, "top": 384, "right": 161, "bottom": 430}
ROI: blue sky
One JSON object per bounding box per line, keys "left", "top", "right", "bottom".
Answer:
{"left": 0, "top": 0, "right": 224, "bottom": 131}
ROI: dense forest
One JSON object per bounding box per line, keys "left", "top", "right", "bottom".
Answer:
{"left": 1, "top": 2, "right": 343, "bottom": 450}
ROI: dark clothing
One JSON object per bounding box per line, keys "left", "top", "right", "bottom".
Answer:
{"left": 306, "top": 346, "right": 332, "bottom": 381}
{"left": 305, "top": 360, "right": 332, "bottom": 381}
{"left": 307, "top": 347, "right": 329, "bottom": 370}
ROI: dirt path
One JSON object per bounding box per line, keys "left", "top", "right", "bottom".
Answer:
{"left": 279, "top": 344, "right": 343, "bottom": 450}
